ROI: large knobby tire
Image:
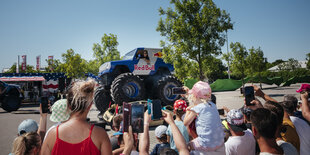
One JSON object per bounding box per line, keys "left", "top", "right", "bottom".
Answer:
{"left": 156, "top": 75, "right": 182, "bottom": 106}
{"left": 1, "top": 95, "right": 21, "bottom": 112}
{"left": 111, "top": 73, "right": 145, "bottom": 105}
{"left": 94, "top": 86, "right": 112, "bottom": 113}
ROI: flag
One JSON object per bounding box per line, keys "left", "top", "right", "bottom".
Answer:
{"left": 16, "top": 55, "right": 20, "bottom": 73}
{"left": 36, "top": 55, "right": 41, "bottom": 70}
{"left": 21, "top": 55, "right": 27, "bottom": 71}
{"left": 48, "top": 56, "right": 54, "bottom": 71}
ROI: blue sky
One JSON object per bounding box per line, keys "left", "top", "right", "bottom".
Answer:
{"left": 0, "top": 0, "right": 309, "bottom": 72}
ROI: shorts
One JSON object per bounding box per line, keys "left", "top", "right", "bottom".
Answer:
{"left": 189, "top": 138, "right": 225, "bottom": 153}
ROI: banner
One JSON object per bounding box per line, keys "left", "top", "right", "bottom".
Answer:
{"left": 36, "top": 55, "right": 41, "bottom": 70}
{"left": 21, "top": 55, "right": 27, "bottom": 71}
{"left": 16, "top": 55, "right": 20, "bottom": 73}
{"left": 48, "top": 56, "right": 54, "bottom": 71}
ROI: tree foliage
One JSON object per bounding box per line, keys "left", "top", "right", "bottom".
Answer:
{"left": 45, "top": 59, "right": 62, "bottom": 73}
{"left": 59, "top": 49, "right": 87, "bottom": 79}
{"left": 93, "top": 33, "right": 121, "bottom": 66}
{"left": 157, "top": 0, "right": 233, "bottom": 80}
{"left": 246, "top": 47, "right": 266, "bottom": 76}
{"left": 230, "top": 42, "right": 248, "bottom": 81}
{"left": 5, "top": 64, "right": 36, "bottom": 73}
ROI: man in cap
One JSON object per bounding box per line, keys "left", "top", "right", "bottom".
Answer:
{"left": 225, "top": 109, "right": 256, "bottom": 155}
{"left": 150, "top": 125, "right": 170, "bottom": 155}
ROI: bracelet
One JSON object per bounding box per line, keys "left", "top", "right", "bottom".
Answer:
{"left": 144, "top": 122, "right": 149, "bottom": 126}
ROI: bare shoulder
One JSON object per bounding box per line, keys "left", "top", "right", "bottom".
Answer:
{"left": 92, "top": 125, "right": 109, "bottom": 140}
{"left": 41, "top": 126, "right": 57, "bottom": 154}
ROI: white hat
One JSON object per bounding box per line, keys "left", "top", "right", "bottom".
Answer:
{"left": 50, "top": 99, "right": 70, "bottom": 122}
{"left": 155, "top": 125, "right": 167, "bottom": 138}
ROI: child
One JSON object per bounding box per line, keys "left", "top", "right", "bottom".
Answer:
{"left": 183, "top": 81, "right": 225, "bottom": 154}
{"left": 166, "top": 99, "right": 190, "bottom": 152}
{"left": 151, "top": 125, "right": 170, "bottom": 155}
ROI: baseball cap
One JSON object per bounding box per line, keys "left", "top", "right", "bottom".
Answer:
{"left": 189, "top": 81, "right": 212, "bottom": 99}
{"left": 18, "top": 119, "right": 38, "bottom": 135}
{"left": 174, "top": 99, "right": 187, "bottom": 112}
{"left": 226, "top": 109, "right": 247, "bottom": 132}
{"left": 296, "top": 84, "right": 310, "bottom": 93}
{"left": 155, "top": 125, "right": 167, "bottom": 138}
{"left": 50, "top": 99, "right": 70, "bottom": 123}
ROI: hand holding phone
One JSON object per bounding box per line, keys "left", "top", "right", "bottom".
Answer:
{"left": 172, "top": 87, "right": 186, "bottom": 95}
{"left": 41, "top": 97, "right": 49, "bottom": 113}
{"left": 244, "top": 86, "right": 255, "bottom": 106}
{"left": 218, "top": 109, "right": 224, "bottom": 115}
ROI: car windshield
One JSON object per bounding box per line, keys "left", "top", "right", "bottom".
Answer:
{"left": 122, "top": 49, "right": 136, "bottom": 60}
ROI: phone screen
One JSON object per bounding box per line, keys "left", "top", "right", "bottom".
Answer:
{"left": 152, "top": 99, "right": 162, "bottom": 120}
{"left": 172, "top": 87, "right": 186, "bottom": 95}
{"left": 218, "top": 109, "right": 224, "bottom": 115}
{"left": 41, "top": 97, "right": 49, "bottom": 113}
{"left": 245, "top": 86, "right": 255, "bottom": 106}
{"left": 131, "top": 104, "right": 144, "bottom": 133}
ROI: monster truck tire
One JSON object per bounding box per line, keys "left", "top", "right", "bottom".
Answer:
{"left": 1, "top": 95, "right": 21, "bottom": 112}
{"left": 111, "top": 73, "right": 145, "bottom": 105}
{"left": 94, "top": 85, "right": 112, "bottom": 113}
{"left": 156, "top": 75, "right": 182, "bottom": 106}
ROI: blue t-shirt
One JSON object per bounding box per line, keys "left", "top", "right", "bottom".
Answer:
{"left": 166, "top": 120, "right": 189, "bottom": 151}
{"left": 191, "top": 102, "right": 224, "bottom": 148}
{"left": 150, "top": 143, "right": 170, "bottom": 155}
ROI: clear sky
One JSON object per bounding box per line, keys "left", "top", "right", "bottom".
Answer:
{"left": 0, "top": 0, "right": 309, "bottom": 72}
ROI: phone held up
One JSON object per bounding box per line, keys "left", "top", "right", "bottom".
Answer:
{"left": 244, "top": 86, "right": 255, "bottom": 106}
{"left": 172, "top": 87, "right": 186, "bottom": 95}
{"left": 122, "top": 102, "right": 144, "bottom": 133}
{"left": 147, "top": 99, "right": 162, "bottom": 120}
{"left": 41, "top": 97, "right": 49, "bottom": 113}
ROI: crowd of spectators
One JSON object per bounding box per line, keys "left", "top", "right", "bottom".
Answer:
{"left": 10, "top": 80, "right": 310, "bottom": 155}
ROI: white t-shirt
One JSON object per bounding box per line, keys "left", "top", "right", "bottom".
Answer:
{"left": 259, "top": 140, "right": 299, "bottom": 155}
{"left": 290, "top": 116, "right": 310, "bottom": 155}
{"left": 276, "top": 140, "right": 298, "bottom": 155}
{"left": 225, "top": 130, "right": 256, "bottom": 155}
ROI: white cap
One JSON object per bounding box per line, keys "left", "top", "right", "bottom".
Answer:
{"left": 155, "top": 125, "right": 167, "bottom": 138}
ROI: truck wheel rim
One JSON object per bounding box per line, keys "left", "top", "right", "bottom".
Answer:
{"left": 123, "top": 82, "right": 139, "bottom": 98}
{"left": 164, "top": 83, "right": 177, "bottom": 100}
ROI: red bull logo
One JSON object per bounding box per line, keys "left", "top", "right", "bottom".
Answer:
{"left": 154, "top": 51, "right": 162, "bottom": 58}
{"left": 134, "top": 65, "right": 155, "bottom": 70}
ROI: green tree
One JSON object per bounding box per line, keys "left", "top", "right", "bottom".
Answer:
{"left": 278, "top": 58, "right": 301, "bottom": 71}
{"left": 230, "top": 42, "right": 248, "bottom": 85}
{"left": 160, "top": 42, "right": 199, "bottom": 81}
{"left": 246, "top": 47, "right": 267, "bottom": 88}
{"left": 306, "top": 53, "right": 310, "bottom": 69}
{"left": 157, "top": 0, "right": 233, "bottom": 80}
{"left": 59, "top": 49, "right": 87, "bottom": 79}
{"left": 45, "top": 58, "right": 62, "bottom": 73}
{"left": 5, "top": 63, "right": 36, "bottom": 73}
{"left": 85, "top": 60, "right": 100, "bottom": 75}
{"left": 93, "top": 33, "right": 120, "bottom": 66}
{"left": 202, "top": 56, "right": 226, "bottom": 82}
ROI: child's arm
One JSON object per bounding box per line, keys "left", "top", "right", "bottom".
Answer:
{"left": 183, "top": 110, "right": 197, "bottom": 126}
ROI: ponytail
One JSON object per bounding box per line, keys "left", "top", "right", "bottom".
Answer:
{"left": 11, "top": 132, "right": 40, "bottom": 155}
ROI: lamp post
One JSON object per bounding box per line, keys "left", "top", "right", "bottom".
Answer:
{"left": 226, "top": 30, "right": 231, "bottom": 79}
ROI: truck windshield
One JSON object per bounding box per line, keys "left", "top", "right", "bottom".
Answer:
{"left": 122, "top": 49, "right": 136, "bottom": 60}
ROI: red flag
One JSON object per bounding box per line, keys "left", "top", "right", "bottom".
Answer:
{"left": 21, "top": 55, "right": 27, "bottom": 71}
{"left": 36, "top": 55, "right": 41, "bottom": 70}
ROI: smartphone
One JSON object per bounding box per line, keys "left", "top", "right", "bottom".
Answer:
{"left": 147, "top": 99, "right": 152, "bottom": 115}
{"left": 151, "top": 99, "right": 162, "bottom": 120}
{"left": 131, "top": 103, "right": 144, "bottom": 133}
{"left": 172, "top": 87, "right": 186, "bottom": 95}
{"left": 218, "top": 109, "right": 224, "bottom": 115}
{"left": 245, "top": 86, "right": 255, "bottom": 106}
{"left": 41, "top": 97, "right": 49, "bottom": 113}
{"left": 122, "top": 102, "right": 131, "bottom": 132}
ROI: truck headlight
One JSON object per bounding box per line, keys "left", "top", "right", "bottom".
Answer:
{"left": 99, "top": 62, "right": 111, "bottom": 72}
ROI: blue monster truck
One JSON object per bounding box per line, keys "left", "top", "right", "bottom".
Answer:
{"left": 0, "top": 81, "right": 24, "bottom": 112}
{"left": 94, "top": 48, "right": 182, "bottom": 113}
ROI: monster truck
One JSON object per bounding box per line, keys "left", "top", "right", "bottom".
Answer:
{"left": 94, "top": 48, "right": 182, "bottom": 113}
{"left": 0, "top": 81, "right": 24, "bottom": 112}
